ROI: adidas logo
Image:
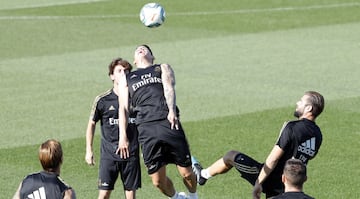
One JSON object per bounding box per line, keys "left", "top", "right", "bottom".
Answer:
{"left": 108, "top": 105, "right": 116, "bottom": 111}
{"left": 147, "top": 164, "right": 156, "bottom": 171}
{"left": 130, "top": 74, "right": 138, "bottom": 79}
{"left": 27, "top": 186, "right": 46, "bottom": 199}
{"left": 298, "top": 137, "right": 316, "bottom": 157}
{"left": 101, "top": 182, "right": 110, "bottom": 187}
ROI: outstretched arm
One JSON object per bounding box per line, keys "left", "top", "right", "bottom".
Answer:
{"left": 253, "top": 145, "right": 284, "bottom": 199}
{"left": 116, "top": 69, "right": 130, "bottom": 159}
{"left": 160, "top": 63, "right": 178, "bottom": 130}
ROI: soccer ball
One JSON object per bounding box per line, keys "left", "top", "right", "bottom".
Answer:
{"left": 140, "top": 3, "right": 165, "bottom": 28}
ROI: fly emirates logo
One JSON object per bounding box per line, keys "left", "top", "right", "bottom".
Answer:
{"left": 132, "top": 73, "right": 162, "bottom": 92}
{"left": 109, "top": 118, "right": 136, "bottom": 125}
{"left": 109, "top": 118, "right": 119, "bottom": 125}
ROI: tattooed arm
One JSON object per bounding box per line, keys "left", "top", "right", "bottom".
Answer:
{"left": 160, "top": 63, "right": 179, "bottom": 130}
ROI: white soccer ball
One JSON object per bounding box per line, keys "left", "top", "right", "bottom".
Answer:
{"left": 140, "top": 3, "right": 165, "bottom": 28}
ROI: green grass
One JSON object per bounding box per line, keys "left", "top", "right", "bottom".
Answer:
{"left": 1, "top": 0, "right": 360, "bottom": 198}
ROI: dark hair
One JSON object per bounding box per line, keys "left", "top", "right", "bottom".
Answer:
{"left": 141, "top": 44, "right": 153, "bottom": 56}
{"left": 305, "top": 91, "right": 324, "bottom": 118}
{"left": 108, "top": 58, "right": 133, "bottom": 76}
{"left": 283, "top": 159, "right": 307, "bottom": 187}
{"left": 39, "top": 139, "right": 63, "bottom": 172}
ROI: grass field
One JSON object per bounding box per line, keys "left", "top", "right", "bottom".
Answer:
{"left": 1, "top": 0, "right": 360, "bottom": 198}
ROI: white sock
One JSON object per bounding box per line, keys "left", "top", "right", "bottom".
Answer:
{"left": 201, "top": 168, "right": 212, "bottom": 179}
{"left": 188, "top": 192, "right": 198, "bottom": 199}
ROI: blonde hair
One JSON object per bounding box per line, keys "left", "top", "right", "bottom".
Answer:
{"left": 38, "top": 139, "right": 63, "bottom": 172}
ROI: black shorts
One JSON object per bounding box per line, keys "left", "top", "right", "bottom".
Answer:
{"left": 233, "top": 153, "right": 284, "bottom": 198}
{"left": 137, "top": 119, "right": 192, "bottom": 174}
{"left": 98, "top": 158, "right": 141, "bottom": 191}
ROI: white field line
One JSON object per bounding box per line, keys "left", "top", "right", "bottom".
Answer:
{"left": 0, "top": 0, "right": 108, "bottom": 10}
{"left": 173, "top": 2, "right": 360, "bottom": 16}
{"left": 0, "top": 2, "right": 359, "bottom": 20}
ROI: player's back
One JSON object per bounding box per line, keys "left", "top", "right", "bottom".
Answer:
{"left": 20, "top": 171, "right": 71, "bottom": 199}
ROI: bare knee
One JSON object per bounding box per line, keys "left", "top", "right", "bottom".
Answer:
{"left": 125, "top": 190, "right": 136, "bottom": 199}
{"left": 98, "top": 190, "right": 111, "bottom": 199}
{"left": 151, "top": 177, "right": 163, "bottom": 188}
{"left": 150, "top": 166, "right": 166, "bottom": 188}
{"left": 223, "top": 150, "right": 241, "bottom": 166}
{"left": 151, "top": 174, "right": 171, "bottom": 190}
{"left": 179, "top": 166, "right": 193, "bottom": 180}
